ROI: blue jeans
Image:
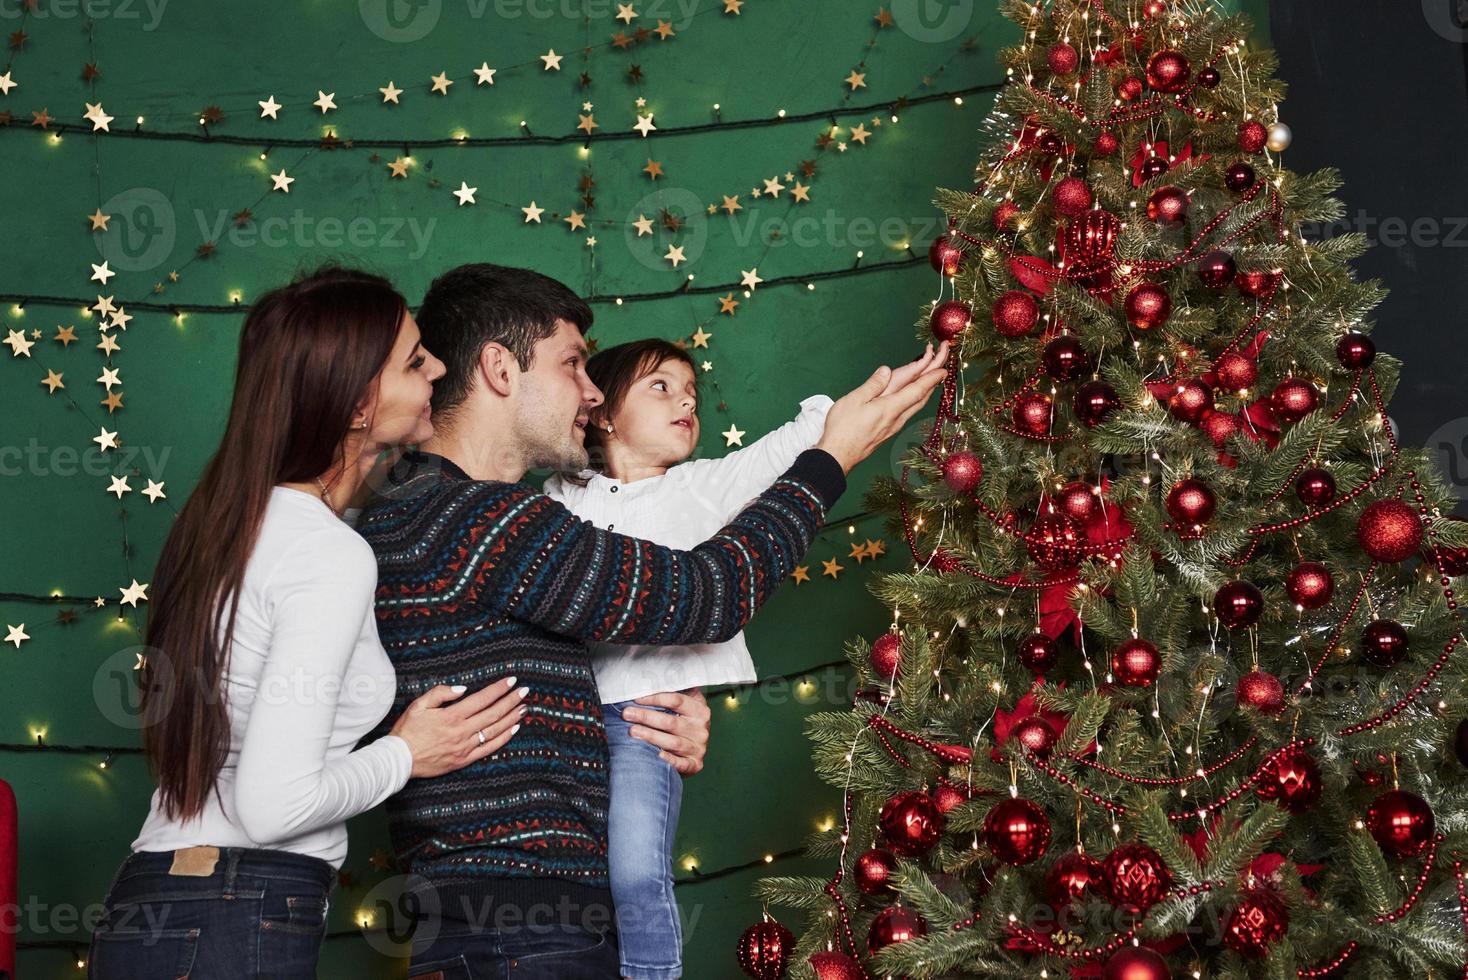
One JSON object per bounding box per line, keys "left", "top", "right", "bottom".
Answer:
{"left": 603, "top": 699, "right": 684, "bottom": 980}
{"left": 408, "top": 919, "right": 620, "bottom": 978}
{"left": 88, "top": 846, "right": 333, "bottom": 980}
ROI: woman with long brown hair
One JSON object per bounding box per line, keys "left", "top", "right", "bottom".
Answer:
{"left": 88, "top": 267, "right": 527, "bottom": 979}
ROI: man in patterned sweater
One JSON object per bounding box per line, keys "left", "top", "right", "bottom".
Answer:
{"left": 357, "top": 264, "right": 947, "bottom": 977}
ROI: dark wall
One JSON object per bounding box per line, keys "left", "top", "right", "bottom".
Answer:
{"left": 1271, "top": 0, "right": 1468, "bottom": 513}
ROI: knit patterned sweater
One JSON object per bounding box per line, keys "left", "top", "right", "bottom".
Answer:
{"left": 357, "top": 447, "right": 845, "bottom": 922}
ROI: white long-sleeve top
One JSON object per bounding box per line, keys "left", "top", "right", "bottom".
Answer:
{"left": 543, "top": 395, "right": 834, "bottom": 704}
{"left": 132, "top": 486, "right": 414, "bottom": 869}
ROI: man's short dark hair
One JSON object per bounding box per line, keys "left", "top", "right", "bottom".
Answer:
{"left": 416, "top": 263, "right": 594, "bottom": 421}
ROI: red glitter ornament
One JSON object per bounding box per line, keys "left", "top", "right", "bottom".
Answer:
{"left": 870, "top": 632, "right": 902, "bottom": 677}
{"left": 1014, "top": 392, "right": 1055, "bottom": 437}
{"left": 1146, "top": 185, "right": 1189, "bottom": 224}
{"left": 1357, "top": 500, "right": 1425, "bottom": 563}
{"left": 1270, "top": 377, "right": 1319, "bottom": 423}
{"left": 1018, "top": 633, "right": 1060, "bottom": 674}
{"left": 853, "top": 848, "right": 896, "bottom": 896}
{"left": 941, "top": 450, "right": 983, "bottom": 494}
{"left": 1361, "top": 619, "right": 1410, "bottom": 668}
{"left": 1054, "top": 177, "right": 1094, "bottom": 218}
{"left": 1199, "top": 409, "right": 1240, "bottom": 449}
{"left": 1239, "top": 120, "right": 1269, "bottom": 153}
{"left": 1224, "top": 161, "right": 1257, "bottom": 192}
{"left": 1213, "top": 351, "right": 1258, "bottom": 391}
{"left": 1256, "top": 747, "right": 1321, "bottom": 813}
{"left": 1145, "top": 50, "right": 1191, "bottom": 92}
{"left": 1047, "top": 41, "right": 1080, "bottom": 76}
{"left": 1043, "top": 335, "right": 1090, "bottom": 381}
{"left": 1102, "top": 844, "right": 1171, "bottom": 915}
{"left": 1336, "top": 332, "right": 1377, "bottom": 369}
{"left": 1124, "top": 282, "right": 1172, "bottom": 330}
{"left": 1237, "top": 670, "right": 1285, "bottom": 715}
{"left": 879, "top": 791, "right": 945, "bottom": 856}
{"left": 1058, "top": 481, "right": 1100, "bottom": 525}
{"left": 1095, "top": 131, "right": 1120, "bottom": 156}
{"left": 1103, "top": 946, "right": 1171, "bottom": 980}
{"left": 1111, "top": 637, "right": 1161, "bottom": 687}
{"left": 982, "top": 797, "right": 1051, "bottom": 864}
{"left": 1075, "top": 380, "right": 1121, "bottom": 427}
{"left": 1295, "top": 467, "right": 1337, "bottom": 507}
{"left": 928, "top": 234, "right": 964, "bottom": 276}
{"left": 1168, "top": 380, "right": 1215, "bottom": 424}
{"left": 809, "top": 951, "right": 863, "bottom": 980}
{"left": 1064, "top": 210, "right": 1122, "bottom": 266}
{"left": 1223, "top": 889, "right": 1289, "bottom": 959}
{"left": 929, "top": 299, "right": 971, "bottom": 342}
{"left": 1214, "top": 580, "right": 1264, "bottom": 629}
{"left": 933, "top": 782, "right": 970, "bottom": 814}
{"left": 1013, "top": 716, "right": 1059, "bottom": 758}
{"left": 1027, "top": 512, "right": 1083, "bottom": 572}
{"left": 868, "top": 906, "right": 927, "bottom": 954}
{"left": 737, "top": 917, "right": 795, "bottom": 980}
{"left": 1165, "top": 478, "right": 1216, "bottom": 527}
{"left": 1118, "top": 76, "right": 1144, "bottom": 101}
{"left": 1365, "top": 790, "right": 1435, "bottom": 858}
{"left": 1046, "top": 849, "right": 1105, "bottom": 909}
{"left": 993, "top": 290, "right": 1040, "bottom": 338}
{"left": 1285, "top": 562, "right": 1335, "bottom": 610}
{"left": 993, "top": 200, "right": 1022, "bottom": 231}
{"left": 1197, "top": 250, "right": 1237, "bottom": 289}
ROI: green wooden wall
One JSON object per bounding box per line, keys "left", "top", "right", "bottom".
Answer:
{"left": 0, "top": 1, "right": 1265, "bottom": 975}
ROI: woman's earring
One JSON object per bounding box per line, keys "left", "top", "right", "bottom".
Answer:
{"left": 604, "top": 423, "right": 615, "bottom": 435}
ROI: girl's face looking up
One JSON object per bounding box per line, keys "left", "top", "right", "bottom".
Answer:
{"left": 605, "top": 356, "right": 701, "bottom": 469}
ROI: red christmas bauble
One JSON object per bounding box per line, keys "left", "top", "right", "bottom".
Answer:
{"left": 1336, "top": 332, "right": 1377, "bottom": 370}
{"left": 993, "top": 200, "right": 1022, "bottom": 231}
{"left": 1047, "top": 41, "right": 1080, "bottom": 76}
{"left": 1270, "top": 377, "right": 1319, "bottom": 423}
{"left": 1046, "top": 850, "right": 1105, "bottom": 909}
{"left": 1167, "top": 380, "right": 1215, "bottom": 424}
{"left": 1039, "top": 132, "right": 1064, "bottom": 155}
{"left": 933, "top": 782, "right": 971, "bottom": 814}
{"left": 1239, "top": 120, "right": 1269, "bottom": 153}
{"left": 1236, "top": 269, "right": 1281, "bottom": 297}
{"left": 1139, "top": 155, "right": 1170, "bottom": 181}
{"left": 1295, "top": 467, "right": 1337, "bottom": 507}
{"left": 1014, "top": 392, "right": 1055, "bottom": 437}
{"left": 1197, "top": 250, "right": 1237, "bottom": 290}
{"left": 1142, "top": 0, "right": 1168, "bottom": 17}
{"left": 1237, "top": 670, "right": 1285, "bottom": 716}
{"left": 1018, "top": 632, "right": 1060, "bottom": 674}
{"left": 1074, "top": 380, "right": 1121, "bottom": 427}
{"left": 1028, "top": 512, "right": 1083, "bottom": 572}
{"left": 868, "top": 906, "right": 927, "bottom": 954}
{"left": 1214, "top": 580, "right": 1264, "bottom": 629}
{"left": 1256, "top": 747, "right": 1321, "bottom": 813}
{"left": 982, "top": 797, "right": 1051, "bottom": 864}
{"left": 941, "top": 450, "right": 983, "bottom": 494}
{"left": 1165, "top": 478, "right": 1216, "bottom": 527}
{"left": 1224, "top": 161, "right": 1257, "bottom": 192}
{"left": 1013, "top": 716, "right": 1059, "bottom": 758}
{"left": 1118, "top": 76, "right": 1144, "bottom": 101}
{"left": 1199, "top": 409, "right": 1240, "bottom": 449}
{"left": 1223, "top": 889, "right": 1289, "bottom": 959}
{"left": 1111, "top": 637, "right": 1161, "bottom": 688}
{"left": 1064, "top": 210, "right": 1122, "bottom": 266}
{"left": 1043, "top": 335, "right": 1090, "bottom": 382}
{"left": 737, "top": 918, "right": 795, "bottom": 980}
{"left": 1145, "top": 50, "right": 1191, "bottom": 92}
{"left": 928, "top": 234, "right": 964, "bottom": 276}
{"left": 1058, "top": 481, "right": 1101, "bottom": 525}
{"left": 993, "top": 290, "right": 1040, "bottom": 338}
{"left": 1103, "top": 844, "right": 1171, "bottom": 914}
{"left": 1103, "top": 946, "right": 1171, "bottom": 980}
{"left": 1365, "top": 790, "right": 1435, "bottom": 857}
{"left": 1124, "top": 282, "right": 1172, "bottom": 330}
{"left": 929, "top": 300, "right": 971, "bottom": 342}
{"left": 1055, "top": 177, "right": 1094, "bottom": 218}
{"left": 1147, "top": 186, "right": 1189, "bottom": 225}
{"left": 853, "top": 848, "right": 897, "bottom": 896}
{"left": 809, "top": 951, "right": 864, "bottom": 980}
{"left": 1213, "top": 351, "right": 1258, "bottom": 391}
{"left": 1285, "top": 562, "right": 1335, "bottom": 610}
{"left": 1357, "top": 500, "right": 1425, "bottom": 563}
{"left": 879, "top": 791, "right": 945, "bottom": 856}
{"left": 1361, "top": 619, "right": 1410, "bottom": 668}
{"left": 1095, "top": 131, "right": 1120, "bottom": 156}
{"left": 1198, "top": 65, "right": 1222, "bottom": 89}
{"left": 870, "top": 632, "right": 902, "bottom": 677}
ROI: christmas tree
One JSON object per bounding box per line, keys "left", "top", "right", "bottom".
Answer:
{"left": 747, "top": 2, "right": 1468, "bottom": 978}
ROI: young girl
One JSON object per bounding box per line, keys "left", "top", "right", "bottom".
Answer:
{"left": 545, "top": 337, "right": 942, "bottom": 980}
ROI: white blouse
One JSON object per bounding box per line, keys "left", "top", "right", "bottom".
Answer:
{"left": 543, "top": 395, "right": 834, "bottom": 704}
{"left": 132, "top": 486, "right": 413, "bottom": 869}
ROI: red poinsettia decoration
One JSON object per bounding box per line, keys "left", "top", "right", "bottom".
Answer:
{"left": 1129, "top": 139, "right": 1209, "bottom": 187}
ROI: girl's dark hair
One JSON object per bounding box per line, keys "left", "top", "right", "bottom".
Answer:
{"left": 141, "top": 265, "right": 407, "bottom": 821}
{"left": 565, "top": 338, "right": 698, "bottom": 484}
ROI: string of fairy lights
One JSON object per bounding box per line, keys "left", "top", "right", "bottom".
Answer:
{"left": 0, "top": 1, "right": 998, "bottom": 969}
